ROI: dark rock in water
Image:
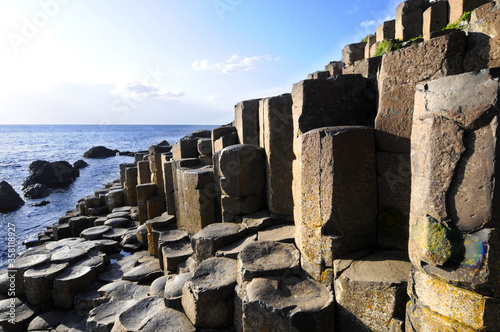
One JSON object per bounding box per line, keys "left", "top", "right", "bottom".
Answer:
{"left": 0, "top": 181, "right": 25, "bottom": 213}
{"left": 33, "top": 200, "right": 50, "bottom": 207}
{"left": 28, "top": 160, "right": 50, "bottom": 174}
{"left": 24, "top": 183, "right": 51, "bottom": 199}
{"left": 117, "top": 151, "right": 134, "bottom": 156}
{"left": 23, "top": 161, "right": 79, "bottom": 189}
{"left": 73, "top": 159, "right": 89, "bottom": 169}
{"left": 83, "top": 146, "right": 118, "bottom": 158}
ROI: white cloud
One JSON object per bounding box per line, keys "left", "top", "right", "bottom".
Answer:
{"left": 111, "top": 82, "right": 185, "bottom": 100}
{"left": 360, "top": 20, "right": 376, "bottom": 28}
{"left": 208, "top": 94, "right": 227, "bottom": 101}
{"left": 192, "top": 54, "right": 275, "bottom": 74}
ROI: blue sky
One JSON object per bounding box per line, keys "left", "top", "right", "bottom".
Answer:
{"left": 0, "top": 0, "right": 399, "bottom": 125}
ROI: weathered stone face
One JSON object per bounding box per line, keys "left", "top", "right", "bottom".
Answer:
{"left": 334, "top": 250, "right": 412, "bottom": 332}
{"left": 172, "top": 138, "right": 199, "bottom": 160}
{"left": 342, "top": 42, "right": 367, "bottom": 66}
{"left": 449, "top": 0, "right": 491, "bottom": 23}
{"left": 376, "top": 19, "right": 396, "bottom": 42}
{"left": 464, "top": 1, "right": 500, "bottom": 72}
{"left": 376, "top": 31, "right": 467, "bottom": 144}
{"left": 396, "top": 0, "right": 430, "bottom": 41}
{"left": 259, "top": 94, "right": 294, "bottom": 220}
{"left": 423, "top": 1, "right": 449, "bottom": 38}
{"left": 234, "top": 99, "right": 261, "bottom": 145}
{"left": 137, "top": 160, "right": 151, "bottom": 185}
{"left": 364, "top": 34, "right": 377, "bottom": 59}
{"left": 410, "top": 68, "right": 500, "bottom": 297}
{"left": 295, "top": 126, "right": 377, "bottom": 282}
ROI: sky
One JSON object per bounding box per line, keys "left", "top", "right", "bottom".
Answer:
{"left": 0, "top": 0, "right": 399, "bottom": 125}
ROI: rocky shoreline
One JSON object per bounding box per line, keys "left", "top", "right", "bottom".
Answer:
{"left": 2, "top": 0, "right": 500, "bottom": 330}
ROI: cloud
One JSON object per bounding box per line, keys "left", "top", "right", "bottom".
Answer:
{"left": 346, "top": 5, "right": 358, "bottom": 14}
{"left": 360, "top": 20, "right": 376, "bottom": 28}
{"left": 192, "top": 54, "right": 275, "bottom": 74}
{"left": 111, "top": 82, "right": 185, "bottom": 100}
{"left": 208, "top": 94, "right": 227, "bottom": 101}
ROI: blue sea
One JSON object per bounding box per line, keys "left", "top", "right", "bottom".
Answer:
{"left": 0, "top": 124, "right": 214, "bottom": 269}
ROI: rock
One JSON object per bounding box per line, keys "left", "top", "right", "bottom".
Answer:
{"left": 136, "top": 307, "right": 196, "bottom": 332}
{"left": 105, "top": 189, "right": 125, "bottom": 212}
{"left": 162, "top": 241, "right": 194, "bottom": 272}
{"left": 234, "top": 99, "right": 261, "bottom": 145}
{"left": 27, "top": 310, "right": 66, "bottom": 331}
{"left": 74, "top": 282, "right": 103, "bottom": 311}
{"left": 334, "top": 250, "right": 412, "bottom": 331}
{"left": 104, "top": 217, "right": 130, "bottom": 228}
{"left": 242, "top": 210, "right": 272, "bottom": 233}
{"left": 376, "top": 19, "right": 396, "bottom": 42}
{"left": 8, "top": 253, "right": 51, "bottom": 296}
{"left": 23, "top": 161, "right": 79, "bottom": 189}
{"left": 68, "top": 216, "right": 95, "bottom": 237}
{"left": 449, "top": 0, "right": 489, "bottom": 23}
{"left": 52, "top": 265, "right": 97, "bottom": 309}
{"left": 87, "top": 300, "right": 136, "bottom": 332}
{"left": 98, "top": 280, "right": 149, "bottom": 302}
{"left": 136, "top": 184, "right": 156, "bottom": 223}
{"left": 24, "top": 262, "right": 69, "bottom": 305}
{"left": 107, "top": 211, "right": 130, "bottom": 220}
{"left": 136, "top": 224, "right": 148, "bottom": 246}
{"left": 237, "top": 241, "right": 301, "bottom": 285}
{"left": 410, "top": 68, "right": 500, "bottom": 295}
{"left": 0, "top": 297, "right": 39, "bottom": 332}
{"left": 149, "top": 275, "right": 167, "bottom": 297}
{"left": 423, "top": 0, "right": 448, "bottom": 37}
{"left": 241, "top": 274, "right": 335, "bottom": 332}
{"left": 164, "top": 272, "right": 193, "bottom": 310}
{"left": 103, "top": 228, "right": 130, "bottom": 242}
{"left": 33, "top": 200, "right": 50, "bottom": 207}
{"left": 172, "top": 138, "right": 199, "bottom": 160}
{"left": 182, "top": 257, "right": 238, "bottom": 328}
{"left": 111, "top": 296, "right": 165, "bottom": 332}
{"left": 80, "top": 226, "right": 111, "bottom": 240}
{"left": 342, "top": 42, "right": 367, "bottom": 66}
{"left": 296, "top": 126, "right": 377, "bottom": 283}
{"left": 122, "top": 258, "right": 162, "bottom": 283}
{"left": 216, "top": 234, "right": 257, "bottom": 259}
{"left": 259, "top": 94, "right": 294, "bottom": 220}
{"left": 23, "top": 183, "right": 51, "bottom": 199}
{"left": 50, "top": 247, "right": 88, "bottom": 264}
{"left": 191, "top": 223, "right": 247, "bottom": 264}
{"left": 73, "top": 159, "right": 88, "bottom": 169}
{"left": 197, "top": 138, "right": 212, "bottom": 156}
{"left": 28, "top": 160, "right": 49, "bottom": 174}
{"left": 395, "top": 0, "right": 430, "bottom": 41}
{"left": 83, "top": 146, "right": 118, "bottom": 158}
{"left": 57, "top": 310, "right": 88, "bottom": 332}
{"left": 0, "top": 181, "right": 25, "bottom": 213}
{"left": 258, "top": 224, "right": 295, "bottom": 243}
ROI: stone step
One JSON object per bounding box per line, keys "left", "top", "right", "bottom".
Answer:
{"left": 161, "top": 241, "right": 194, "bottom": 272}
{"left": 52, "top": 265, "right": 97, "bottom": 309}
{"left": 87, "top": 299, "right": 136, "bottom": 332}
{"left": 24, "top": 262, "right": 69, "bottom": 305}
{"left": 257, "top": 224, "right": 295, "bottom": 243}
{"left": 164, "top": 272, "right": 193, "bottom": 310}
{"left": 80, "top": 225, "right": 112, "bottom": 240}
{"left": 0, "top": 297, "right": 39, "bottom": 331}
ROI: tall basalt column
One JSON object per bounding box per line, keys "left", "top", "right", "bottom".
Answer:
{"left": 408, "top": 68, "right": 500, "bottom": 330}
{"left": 291, "top": 75, "right": 376, "bottom": 262}
{"left": 137, "top": 160, "right": 151, "bottom": 185}
{"left": 124, "top": 166, "right": 138, "bottom": 206}
{"left": 296, "top": 126, "right": 377, "bottom": 282}
{"left": 259, "top": 94, "right": 294, "bottom": 222}
{"left": 136, "top": 183, "right": 157, "bottom": 224}
{"left": 395, "top": 0, "right": 430, "bottom": 41}
{"left": 234, "top": 99, "right": 261, "bottom": 145}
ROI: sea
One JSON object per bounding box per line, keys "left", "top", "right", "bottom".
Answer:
{"left": 0, "top": 124, "right": 215, "bottom": 270}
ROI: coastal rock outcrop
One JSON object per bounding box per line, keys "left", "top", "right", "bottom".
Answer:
{"left": 83, "top": 146, "right": 118, "bottom": 158}
{"left": 73, "top": 159, "right": 89, "bottom": 169}
{"left": 0, "top": 180, "right": 25, "bottom": 213}
{"left": 23, "top": 160, "right": 79, "bottom": 189}
{"left": 23, "top": 183, "right": 51, "bottom": 199}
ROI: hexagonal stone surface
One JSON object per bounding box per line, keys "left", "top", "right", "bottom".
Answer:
{"left": 164, "top": 272, "right": 193, "bottom": 310}
{"left": 122, "top": 259, "right": 162, "bottom": 283}
{"left": 191, "top": 223, "right": 247, "bottom": 264}
{"left": 9, "top": 253, "right": 51, "bottom": 295}
{"left": 52, "top": 265, "right": 97, "bottom": 309}
{"left": 24, "top": 262, "right": 69, "bottom": 305}
{"left": 87, "top": 299, "right": 136, "bottom": 332}
{"left": 162, "top": 241, "right": 194, "bottom": 272}
{"left": 104, "top": 217, "right": 130, "bottom": 228}
{"left": 0, "top": 297, "right": 39, "bottom": 331}
{"left": 80, "top": 226, "right": 112, "bottom": 240}
{"left": 112, "top": 296, "right": 165, "bottom": 331}
{"left": 50, "top": 247, "right": 88, "bottom": 264}
{"left": 27, "top": 310, "right": 66, "bottom": 331}
{"left": 257, "top": 224, "right": 295, "bottom": 243}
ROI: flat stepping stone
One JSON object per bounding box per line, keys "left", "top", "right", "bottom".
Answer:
{"left": 145, "top": 213, "right": 176, "bottom": 233}
{"left": 50, "top": 247, "right": 88, "bottom": 264}
{"left": 191, "top": 223, "right": 247, "bottom": 264}
{"left": 87, "top": 300, "right": 136, "bottom": 332}
{"left": 243, "top": 210, "right": 272, "bottom": 233}
{"left": 112, "top": 296, "right": 165, "bottom": 331}
{"left": 103, "top": 228, "right": 129, "bottom": 241}
{"left": 93, "top": 239, "right": 120, "bottom": 253}
{"left": 75, "top": 282, "right": 104, "bottom": 312}
{"left": 57, "top": 310, "right": 88, "bottom": 332}
{"left": 237, "top": 241, "right": 300, "bottom": 285}
{"left": 122, "top": 259, "right": 163, "bottom": 283}
{"left": 71, "top": 240, "right": 102, "bottom": 252}
{"left": 138, "top": 307, "right": 196, "bottom": 332}
{"left": 74, "top": 252, "right": 109, "bottom": 275}
{"left": 0, "top": 297, "right": 39, "bottom": 330}
{"left": 242, "top": 274, "right": 335, "bottom": 332}
{"left": 9, "top": 253, "right": 51, "bottom": 295}
{"left": 158, "top": 228, "right": 190, "bottom": 246}
{"left": 104, "top": 217, "right": 130, "bottom": 228}
{"left": 27, "top": 310, "right": 66, "bottom": 331}
{"left": 257, "top": 224, "right": 295, "bottom": 243}
{"left": 24, "top": 262, "right": 69, "bottom": 305}
{"left": 112, "top": 206, "right": 133, "bottom": 213}
{"left": 88, "top": 205, "right": 109, "bottom": 216}
{"left": 162, "top": 241, "right": 194, "bottom": 272}
{"left": 52, "top": 265, "right": 97, "bottom": 309}
{"left": 94, "top": 217, "right": 108, "bottom": 226}
{"left": 98, "top": 280, "right": 149, "bottom": 302}
{"left": 80, "top": 226, "right": 111, "bottom": 240}
{"left": 182, "top": 257, "right": 237, "bottom": 328}
{"left": 149, "top": 275, "right": 167, "bottom": 297}
{"left": 107, "top": 211, "right": 131, "bottom": 219}
{"left": 216, "top": 234, "right": 257, "bottom": 259}
{"left": 45, "top": 237, "right": 85, "bottom": 250}
{"left": 164, "top": 272, "right": 193, "bottom": 310}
